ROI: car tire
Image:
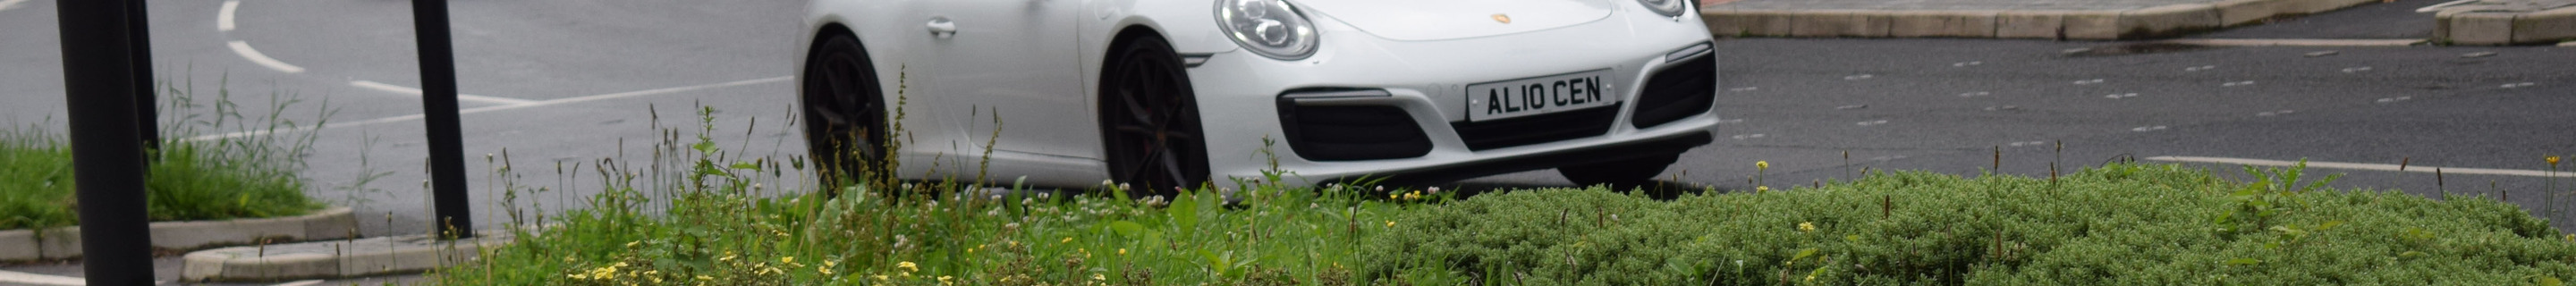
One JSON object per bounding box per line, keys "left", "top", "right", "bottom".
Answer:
{"left": 1557, "top": 153, "right": 1680, "bottom": 187}
{"left": 801, "top": 32, "right": 892, "bottom": 194}
{"left": 1098, "top": 34, "right": 1209, "bottom": 198}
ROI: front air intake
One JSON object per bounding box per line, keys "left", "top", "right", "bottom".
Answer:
{"left": 1631, "top": 55, "right": 1716, "bottom": 129}
{"left": 1279, "top": 103, "right": 1434, "bottom": 162}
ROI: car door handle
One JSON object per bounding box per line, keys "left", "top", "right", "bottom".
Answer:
{"left": 926, "top": 17, "right": 957, "bottom": 38}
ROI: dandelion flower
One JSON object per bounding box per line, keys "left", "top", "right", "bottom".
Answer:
{"left": 1062, "top": 237, "right": 1073, "bottom": 243}
{"left": 1094, "top": 273, "right": 1108, "bottom": 281}
{"left": 898, "top": 261, "right": 919, "bottom": 273}
{"left": 2552, "top": 156, "right": 2563, "bottom": 166}
{"left": 818, "top": 265, "right": 834, "bottom": 275}
{"left": 1757, "top": 186, "right": 1770, "bottom": 193}
{"left": 1385, "top": 221, "right": 1396, "bottom": 227}
{"left": 698, "top": 275, "right": 714, "bottom": 281}
{"left": 1757, "top": 161, "right": 1769, "bottom": 170}
{"left": 782, "top": 257, "right": 795, "bottom": 265}
{"left": 624, "top": 240, "right": 640, "bottom": 248}
{"left": 1798, "top": 222, "right": 1817, "bottom": 232}
{"left": 1118, "top": 248, "right": 1127, "bottom": 256}
{"left": 939, "top": 275, "right": 955, "bottom": 285}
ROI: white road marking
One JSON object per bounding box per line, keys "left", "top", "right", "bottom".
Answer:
{"left": 0, "top": 0, "right": 30, "bottom": 12}
{"left": 218, "top": 0, "right": 241, "bottom": 31}
{"left": 2417, "top": 0, "right": 2479, "bottom": 13}
{"left": 2161, "top": 38, "right": 2426, "bottom": 46}
{"left": 226, "top": 41, "right": 304, "bottom": 73}
{"left": 271, "top": 280, "right": 325, "bottom": 286}
{"left": 2146, "top": 156, "right": 2563, "bottom": 178}
{"left": 0, "top": 269, "right": 84, "bottom": 286}
{"left": 189, "top": 76, "right": 791, "bottom": 140}
{"left": 350, "top": 80, "right": 539, "bottom": 105}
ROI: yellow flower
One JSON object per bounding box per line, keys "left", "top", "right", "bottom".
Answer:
{"left": 1757, "top": 161, "right": 1769, "bottom": 170}
{"left": 781, "top": 257, "right": 795, "bottom": 265}
{"left": 1757, "top": 186, "right": 1770, "bottom": 193}
{"left": 1385, "top": 221, "right": 1396, "bottom": 228}
{"left": 2552, "top": 156, "right": 2563, "bottom": 166}
{"left": 939, "top": 275, "right": 955, "bottom": 285}
{"left": 818, "top": 265, "right": 834, "bottom": 275}
{"left": 1062, "top": 237, "right": 1073, "bottom": 243}
{"left": 1118, "top": 248, "right": 1127, "bottom": 256}
{"left": 1404, "top": 192, "right": 1420, "bottom": 200}
{"left": 697, "top": 275, "right": 714, "bottom": 281}
{"left": 873, "top": 274, "right": 890, "bottom": 282}
{"left": 625, "top": 240, "right": 640, "bottom": 248}
{"left": 1094, "top": 273, "right": 1108, "bottom": 281}
{"left": 897, "top": 261, "right": 919, "bottom": 273}
{"left": 719, "top": 251, "right": 736, "bottom": 262}
{"left": 1798, "top": 222, "right": 1817, "bottom": 232}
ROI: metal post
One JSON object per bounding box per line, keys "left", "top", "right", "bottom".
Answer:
{"left": 129, "top": 0, "right": 159, "bottom": 151}
{"left": 55, "top": 0, "right": 157, "bottom": 284}
{"left": 411, "top": 0, "right": 473, "bottom": 239}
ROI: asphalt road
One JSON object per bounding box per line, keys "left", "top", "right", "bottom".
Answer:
{"left": 2, "top": 0, "right": 2572, "bottom": 283}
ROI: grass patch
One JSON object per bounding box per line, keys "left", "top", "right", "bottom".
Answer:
{"left": 0, "top": 80, "right": 323, "bottom": 231}
{"left": 433, "top": 107, "right": 2576, "bottom": 285}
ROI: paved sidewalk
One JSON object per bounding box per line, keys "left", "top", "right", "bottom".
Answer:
{"left": 2432, "top": 0, "right": 2576, "bottom": 45}
{"left": 1703, "top": 0, "right": 2404, "bottom": 39}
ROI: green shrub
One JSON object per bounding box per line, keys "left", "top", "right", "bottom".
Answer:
{"left": 1365, "top": 164, "right": 2576, "bottom": 285}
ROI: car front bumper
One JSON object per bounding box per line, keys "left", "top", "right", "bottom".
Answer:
{"left": 1182, "top": 11, "right": 1722, "bottom": 187}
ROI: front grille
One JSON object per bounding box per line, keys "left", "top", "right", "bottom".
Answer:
{"left": 1631, "top": 55, "right": 1717, "bottom": 129}
{"left": 1451, "top": 104, "right": 1620, "bottom": 151}
{"left": 1280, "top": 105, "right": 1433, "bottom": 161}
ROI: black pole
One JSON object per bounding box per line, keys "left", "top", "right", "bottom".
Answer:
{"left": 411, "top": 0, "right": 473, "bottom": 239}
{"left": 56, "top": 0, "right": 157, "bottom": 284}
{"left": 129, "top": 0, "right": 159, "bottom": 151}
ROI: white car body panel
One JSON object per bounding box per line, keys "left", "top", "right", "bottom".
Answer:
{"left": 799, "top": 0, "right": 1718, "bottom": 188}
{"left": 1294, "top": 0, "right": 1614, "bottom": 41}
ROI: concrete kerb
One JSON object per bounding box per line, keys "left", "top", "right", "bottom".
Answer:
{"left": 0, "top": 206, "right": 355, "bottom": 263}
{"left": 1702, "top": 0, "right": 2389, "bottom": 39}
{"left": 2512, "top": 7, "right": 2576, "bottom": 44}
{"left": 182, "top": 231, "right": 516, "bottom": 282}
{"left": 2439, "top": 9, "right": 2522, "bottom": 45}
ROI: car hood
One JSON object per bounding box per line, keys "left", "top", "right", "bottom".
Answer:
{"left": 1292, "top": 0, "right": 1616, "bottom": 41}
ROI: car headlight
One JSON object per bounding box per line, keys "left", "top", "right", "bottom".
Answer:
{"left": 1635, "top": 0, "right": 1688, "bottom": 17}
{"left": 1216, "top": 0, "right": 1318, "bottom": 60}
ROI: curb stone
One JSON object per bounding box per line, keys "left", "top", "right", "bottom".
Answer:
{"left": 0, "top": 206, "right": 355, "bottom": 263}
{"left": 181, "top": 231, "right": 514, "bottom": 282}
{"left": 1704, "top": 0, "right": 2385, "bottom": 39}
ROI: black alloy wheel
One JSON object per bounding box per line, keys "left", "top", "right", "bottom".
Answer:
{"left": 801, "top": 32, "right": 892, "bottom": 193}
{"left": 1098, "top": 34, "right": 1210, "bottom": 198}
{"left": 1557, "top": 153, "right": 1681, "bottom": 188}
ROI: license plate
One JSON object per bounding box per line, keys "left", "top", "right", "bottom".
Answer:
{"left": 1466, "top": 70, "right": 1615, "bottom": 122}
